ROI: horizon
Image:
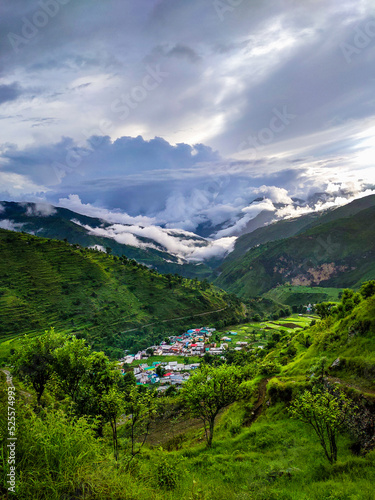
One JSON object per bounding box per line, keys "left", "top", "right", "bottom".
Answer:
{"left": 1, "top": 0, "right": 375, "bottom": 248}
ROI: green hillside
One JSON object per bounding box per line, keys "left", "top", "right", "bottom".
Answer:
{"left": 0, "top": 201, "right": 214, "bottom": 279}
{"left": 225, "top": 194, "right": 375, "bottom": 263}
{"left": 0, "top": 229, "right": 245, "bottom": 357}
{"left": 263, "top": 285, "right": 344, "bottom": 308}
{"left": 215, "top": 204, "right": 375, "bottom": 299}
{"left": 2, "top": 284, "right": 374, "bottom": 499}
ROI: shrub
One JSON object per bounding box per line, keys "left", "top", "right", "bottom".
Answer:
{"left": 258, "top": 360, "right": 281, "bottom": 376}
{"left": 156, "top": 456, "right": 180, "bottom": 490}
{"left": 267, "top": 378, "right": 293, "bottom": 403}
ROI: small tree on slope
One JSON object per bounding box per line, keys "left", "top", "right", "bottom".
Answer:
{"left": 180, "top": 364, "right": 243, "bottom": 447}
{"left": 288, "top": 389, "right": 353, "bottom": 464}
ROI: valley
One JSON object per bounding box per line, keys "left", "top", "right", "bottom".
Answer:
{"left": 0, "top": 197, "right": 374, "bottom": 500}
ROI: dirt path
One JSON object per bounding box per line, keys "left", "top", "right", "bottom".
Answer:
{"left": 120, "top": 306, "right": 228, "bottom": 333}
{"left": 327, "top": 376, "right": 375, "bottom": 396}
{"left": 1, "top": 369, "right": 33, "bottom": 399}
{"left": 244, "top": 377, "right": 270, "bottom": 426}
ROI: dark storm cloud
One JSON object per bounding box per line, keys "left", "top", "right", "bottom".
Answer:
{"left": 0, "top": 0, "right": 374, "bottom": 234}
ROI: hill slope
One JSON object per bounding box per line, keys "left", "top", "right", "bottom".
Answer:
{"left": 0, "top": 229, "right": 245, "bottom": 357}
{"left": 225, "top": 194, "right": 375, "bottom": 263}
{"left": 0, "top": 201, "right": 214, "bottom": 279}
{"left": 215, "top": 204, "right": 375, "bottom": 298}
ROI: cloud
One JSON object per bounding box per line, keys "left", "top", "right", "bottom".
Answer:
{"left": 25, "top": 203, "right": 56, "bottom": 217}
{"left": 59, "top": 194, "right": 156, "bottom": 226}
{"left": 0, "top": 172, "right": 48, "bottom": 200}
{"left": 0, "top": 83, "right": 22, "bottom": 104}
{"left": 0, "top": 219, "right": 24, "bottom": 231}
{"left": 71, "top": 216, "right": 236, "bottom": 262}
{"left": 0, "top": 0, "right": 374, "bottom": 245}
{"left": 88, "top": 244, "right": 106, "bottom": 252}
{"left": 165, "top": 44, "right": 201, "bottom": 62}
{"left": 253, "top": 186, "right": 293, "bottom": 205}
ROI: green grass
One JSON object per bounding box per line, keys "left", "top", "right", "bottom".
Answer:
{"left": 263, "top": 285, "right": 344, "bottom": 307}
{"left": 2, "top": 287, "right": 375, "bottom": 499}
{"left": 0, "top": 229, "right": 245, "bottom": 359}
{"left": 213, "top": 314, "right": 315, "bottom": 348}
{"left": 129, "top": 355, "right": 202, "bottom": 367}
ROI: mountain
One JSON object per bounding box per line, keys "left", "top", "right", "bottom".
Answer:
{"left": 224, "top": 194, "right": 375, "bottom": 263}
{"left": 0, "top": 201, "right": 214, "bottom": 279}
{"left": 0, "top": 229, "right": 245, "bottom": 358}
{"left": 215, "top": 200, "right": 375, "bottom": 298}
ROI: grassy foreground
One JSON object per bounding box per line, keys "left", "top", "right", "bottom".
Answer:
{"left": 1, "top": 285, "right": 374, "bottom": 499}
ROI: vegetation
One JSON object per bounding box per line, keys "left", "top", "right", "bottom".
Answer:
{"left": 0, "top": 229, "right": 245, "bottom": 358}
{"left": 0, "top": 201, "right": 214, "bottom": 279}
{"left": 215, "top": 200, "right": 375, "bottom": 298}
{"left": 289, "top": 389, "right": 354, "bottom": 463}
{"left": 1, "top": 208, "right": 374, "bottom": 498}
{"left": 180, "top": 364, "right": 244, "bottom": 447}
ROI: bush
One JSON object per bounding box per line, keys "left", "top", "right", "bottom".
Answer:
{"left": 267, "top": 378, "right": 293, "bottom": 403}
{"left": 258, "top": 360, "right": 281, "bottom": 376}
{"left": 155, "top": 456, "right": 181, "bottom": 490}
{"left": 15, "top": 408, "right": 101, "bottom": 499}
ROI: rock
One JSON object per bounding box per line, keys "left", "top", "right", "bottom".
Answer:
{"left": 330, "top": 357, "right": 340, "bottom": 368}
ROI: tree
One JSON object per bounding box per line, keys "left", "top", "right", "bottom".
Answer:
{"left": 180, "top": 364, "right": 243, "bottom": 447}
{"left": 100, "top": 387, "right": 124, "bottom": 461}
{"left": 124, "top": 386, "right": 158, "bottom": 458}
{"left": 53, "top": 336, "right": 92, "bottom": 401}
{"left": 315, "top": 302, "right": 336, "bottom": 319}
{"left": 288, "top": 389, "right": 353, "bottom": 463}
{"left": 156, "top": 365, "right": 166, "bottom": 378}
{"left": 74, "top": 351, "right": 122, "bottom": 436}
{"left": 12, "top": 328, "right": 66, "bottom": 405}
{"left": 360, "top": 280, "right": 375, "bottom": 299}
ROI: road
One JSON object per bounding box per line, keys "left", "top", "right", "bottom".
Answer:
{"left": 120, "top": 306, "right": 229, "bottom": 334}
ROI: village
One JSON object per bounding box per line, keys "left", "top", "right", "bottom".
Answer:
{"left": 118, "top": 326, "right": 250, "bottom": 391}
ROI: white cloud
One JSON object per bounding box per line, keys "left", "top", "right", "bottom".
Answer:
{"left": 252, "top": 186, "right": 293, "bottom": 204}
{"left": 0, "top": 219, "right": 25, "bottom": 231}
{"left": 88, "top": 245, "right": 106, "bottom": 252}
{"left": 59, "top": 194, "right": 156, "bottom": 226}
{"left": 71, "top": 218, "right": 236, "bottom": 262}
{"left": 25, "top": 203, "right": 56, "bottom": 217}
{"left": 0, "top": 172, "right": 48, "bottom": 199}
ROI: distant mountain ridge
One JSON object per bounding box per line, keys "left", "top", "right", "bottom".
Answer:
{"left": 215, "top": 195, "right": 375, "bottom": 298}
{"left": 225, "top": 194, "right": 375, "bottom": 262}
{"left": 0, "top": 229, "right": 245, "bottom": 357}
{"left": 0, "top": 201, "right": 214, "bottom": 279}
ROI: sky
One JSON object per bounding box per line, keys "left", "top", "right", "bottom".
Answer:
{"left": 1, "top": 0, "right": 375, "bottom": 253}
